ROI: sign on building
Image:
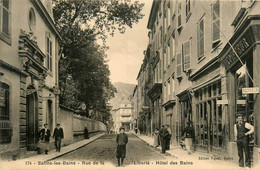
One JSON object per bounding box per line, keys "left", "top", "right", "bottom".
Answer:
{"left": 217, "top": 100, "right": 229, "bottom": 105}
{"left": 242, "top": 87, "right": 259, "bottom": 94}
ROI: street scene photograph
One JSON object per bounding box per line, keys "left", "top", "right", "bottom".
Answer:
{"left": 1, "top": 0, "right": 260, "bottom": 170}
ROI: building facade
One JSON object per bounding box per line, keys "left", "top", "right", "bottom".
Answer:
{"left": 0, "top": 0, "right": 61, "bottom": 159}
{"left": 112, "top": 100, "right": 134, "bottom": 133}
{"left": 136, "top": 0, "right": 260, "bottom": 166}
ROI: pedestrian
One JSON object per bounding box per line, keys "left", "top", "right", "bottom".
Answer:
{"left": 135, "top": 127, "right": 138, "bottom": 134}
{"left": 181, "top": 121, "right": 195, "bottom": 155}
{"left": 153, "top": 128, "right": 159, "bottom": 148}
{"left": 38, "top": 123, "right": 51, "bottom": 154}
{"left": 116, "top": 127, "right": 128, "bottom": 167}
{"left": 53, "top": 123, "right": 64, "bottom": 152}
{"left": 234, "top": 113, "right": 254, "bottom": 168}
{"left": 84, "top": 126, "right": 89, "bottom": 139}
{"left": 165, "top": 125, "right": 171, "bottom": 150}
{"left": 159, "top": 125, "right": 169, "bottom": 154}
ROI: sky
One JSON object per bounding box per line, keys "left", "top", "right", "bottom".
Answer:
{"left": 106, "top": 0, "right": 153, "bottom": 85}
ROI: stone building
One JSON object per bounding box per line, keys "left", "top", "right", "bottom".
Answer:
{"left": 112, "top": 100, "right": 134, "bottom": 133}
{"left": 0, "top": 0, "right": 61, "bottom": 159}
{"left": 137, "top": 0, "right": 260, "bottom": 166}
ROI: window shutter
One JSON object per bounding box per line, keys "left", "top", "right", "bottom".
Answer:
{"left": 178, "top": 3, "right": 182, "bottom": 27}
{"left": 197, "top": 18, "right": 204, "bottom": 59}
{"left": 176, "top": 53, "right": 182, "bottom": 78}
{"left": 183, "top": 41, "right": 191, "bottom": 71}
{"left": 212, "top": 0, "right": 220, "bottom": 43}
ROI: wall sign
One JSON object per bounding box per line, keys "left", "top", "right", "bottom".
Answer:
{"left": 222, "top": 30, "right": 255, "bottom": 70}
{"left": 217, "top": 100, "right": 229, "bottom": 105}
{"left": 242, "top": 87, "right": 259, "bottom": 94}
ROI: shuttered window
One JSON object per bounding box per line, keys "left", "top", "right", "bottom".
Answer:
{"left": 186, "top": 0, "right": 191, "bottom": 16}
{"left": 46, "top": 33, "right": 53, "bottom": 72}
{"left": 183, "top": 40, "right": 191, "bottom": 71}
{"left": 176, "top": 53, "right": 182, "bottom": 78}
{"left": 178, "top": 2, "right": 182, "bottom": 28}
{"left": 0, "top": 0, "right": 10, "bottom": 42}
{"left": 197, "top": 17, "right": 204, "bottom": 60}
{"left": 212, "top": 0, "right": 220, "bottom": 46}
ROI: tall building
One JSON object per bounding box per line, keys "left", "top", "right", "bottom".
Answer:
{"left": 0, "top": 0, "right": 61, "bottom": 159}
{"left": 137, "top": 0, "right": 260, "bottom": 166}
{"left": 112, "top": 99, "right": 134, "bottom": 133}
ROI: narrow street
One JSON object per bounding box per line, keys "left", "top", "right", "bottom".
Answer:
{"left": 55, "top": 134, "right": 168, "bottom": 166}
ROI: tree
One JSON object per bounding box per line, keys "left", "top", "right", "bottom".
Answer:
{"left": 53, "top": 0, "right": 144, "bottom": 123}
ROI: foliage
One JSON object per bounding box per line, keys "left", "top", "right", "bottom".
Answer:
{"left": 53, "top": 0, "right": 144, "bottom": 123}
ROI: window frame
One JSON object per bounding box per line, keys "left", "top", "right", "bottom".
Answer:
{"left": 176, "top": 52, "right": 182, "bottom": 79}
{"left": 197, "top": 16, "right": 205, "bottom": 61}
{"left": 0, "top": 0, "right": 11, "bottom": 44}
{"left": 212, "top": 0, "right": 221, "bottom": 47}
{"left": 183, "top": 40, "right": 191, "bottom": 72}
{"left": 46, "top": 32, "right": 53, "bottom": 72}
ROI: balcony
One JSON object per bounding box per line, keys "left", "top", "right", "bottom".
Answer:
{"left": 147, "top": 83, "right": 162, "bottom": 101}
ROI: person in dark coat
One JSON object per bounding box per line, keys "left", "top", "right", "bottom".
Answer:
{"left": 84, "top": 127, "right": 89, "bottom": 139}
{"left": 39, "top": 123, "right": 51, "bottom": 154}
{"left": 116, "top": 127, "right": 128, "bottom": 167}
{"left": 234, "top": 114, "right": 254, "bottom": 168}
{"left": 181, "top": 121, "right": 195, "bottom": 154}
{"left": 53, "top": 123, "right": 64, "bottom": 152}
{"left": 165, "top": 125, "right": 171, "bottom": 150}
{"left": 159, "top": 125, "right": 169, "bottom": 154}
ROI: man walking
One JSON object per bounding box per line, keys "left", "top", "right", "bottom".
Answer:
{"left": 116, "top": 127, "right": 128, "bottom": 167}
{"left": 234, "top": 114, "right": 254, "bottom": 168}
{"left": 165, "top": 125, "right": 171, "bottom": 150}
{"left": 53, "top": 123, "right": 64, "bottom": 152}
{"left": 159, "top": 125, "right": 169, "bottom": 154}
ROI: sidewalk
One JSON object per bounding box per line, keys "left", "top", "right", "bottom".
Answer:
{"left": 134, "top": 133, "right": 257, "bottom": 170}
{"left": 17, "top": 133, "right": 105, "bottom": 162}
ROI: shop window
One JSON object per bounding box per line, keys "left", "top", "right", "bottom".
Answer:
{"left": 0, "top": 0, "right": 10, "bottom": 44}
{"left": 195, "top": 81, "right": 223, "bottom": 151}
{"left": 0, "top": 82, "right": 12, "bottom": 144}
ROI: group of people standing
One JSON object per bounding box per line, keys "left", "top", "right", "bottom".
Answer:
{"left": 153, "top": 125, "right": 172, "bottom": 154}
{"left": 153, "top": 122, "right": 195, "bottom": 155}
{"left": 38, "top": 123, "right": 64, "bottom": 154}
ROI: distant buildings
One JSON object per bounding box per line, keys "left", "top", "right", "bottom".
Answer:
{"left": 134, "top": 0, "right": 260, "bottom": 166}
{"left": 112, "top": 99, "right": 134, "bottom": 133}
{"left": 0, "top": 0, "right": 61, "bottom": 158}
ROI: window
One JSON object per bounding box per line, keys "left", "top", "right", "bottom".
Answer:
{"left": 186, "top": 0, "right": 191, "bottom": 17}
{"left": 167, "top": 79, "right": 171, "bottom": 100}
{"left": 159, "top": 60, "right": 161, "bottom": 80}
{"left": 160, "top": 26, "right": 163, "bottom": 46}
{"left": 167, "top": 42, "right": 171, "bottom": 66}
{"left": 183, "top": 40, "right": 191, "bottom": 71}
{"left": 171, "top": 77, "right": 175, "bottom": 95}
{"left": 29, "top": 8, "right": 36, "bottom": 32}
{"left": 171, "top": 36, "right": 176, "bottom": 61}
{"left": 197, "top": 17, "right": 204, "bottom": 60}
{"left": 46, "top": 33, "right": 53, "bottom": 72}
{"left": 176, "top": 52, "right": 182, "bottom": 78}
{"left": 0, "top": 82, "right": 12, "bottom": 144}
{"left": 163, "top": 52, "right": 166, "bottom": 71}
{"left": 212, "top": 0, "right": 220, "bottom": 47}
{"left": 0, "top": 0, "right": 10, "bottom": 42}
{"left": 177, "top": 2, "right": 182, "bottom": 28}
{"left": 167, "top": 2, "right": 171, "bottom": 29}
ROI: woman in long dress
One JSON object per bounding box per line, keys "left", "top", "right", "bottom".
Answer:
{"left": 38, "top": 123, "right": 51, "bottom": 154}
{"left": 153, "top": 128, "right": 160, "bottom": 148}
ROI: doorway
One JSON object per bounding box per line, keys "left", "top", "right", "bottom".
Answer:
{"left": 26, "top": 87, "right": 39, "bottom": 150}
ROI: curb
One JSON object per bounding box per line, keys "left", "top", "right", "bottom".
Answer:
{"left": 45, "top": 133, "right": 106, "bottom": 161}
{"left": 132, "top": 133, "right": 178, "bottom": 159}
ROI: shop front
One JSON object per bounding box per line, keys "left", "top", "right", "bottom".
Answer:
{"left": 220, "top": 17, "right": 260, "bottom": 166}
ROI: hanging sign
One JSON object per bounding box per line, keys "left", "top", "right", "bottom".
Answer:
{"left": 217, "top": 100, "right": 229, "bottom": 105}
{"left": 0, "top": 88, "right": 5, "bottom": 107}
{"left": 242, "top": 87, "right": 259, "bottom": 94}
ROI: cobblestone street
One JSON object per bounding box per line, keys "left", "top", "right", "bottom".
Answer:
{"left": 55, "top": 134, "right": 168, "bottom": 166}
